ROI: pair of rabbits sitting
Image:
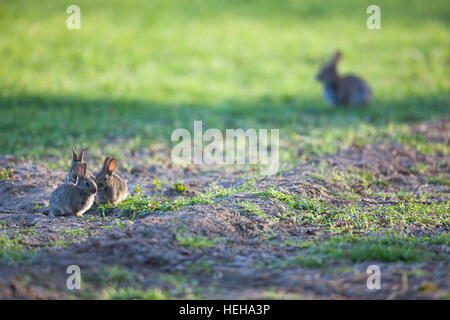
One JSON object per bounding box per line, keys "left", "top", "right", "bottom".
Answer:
{"left": 49, "top": 148, "right": 128, "bottom": 217}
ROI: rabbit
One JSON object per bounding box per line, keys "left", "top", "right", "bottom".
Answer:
{"left": 50, "top": 162, "right": 97, "bottom": 217}
{"left": 95, "top": 157, "right": 128, "bottom": 205}
{"left": 65, "top": 147, "right": 94, "bottom": 184}
{"left": 316, "top": 51, "right": 373, "bottom": 106}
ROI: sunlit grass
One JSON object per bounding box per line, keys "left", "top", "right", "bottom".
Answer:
{"left": 0, "top": 0, "right": 448, "bottom": 170}
{"left": 265, "top": 233, "right": 450, "bottom": 269}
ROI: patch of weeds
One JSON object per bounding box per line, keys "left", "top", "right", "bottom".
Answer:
{"left": 318, "top": 236, "right": 433, "bottom": 263}
{"left": 419, "top": 232, "right": 450, "bottom": 245}
{"left": 85, "top": 265, "right": 136, "bottom": 286}
{"left": 153, "top": 179, "right": 162, "bottom": 190}
{"left": 355, "top": 170, "right": 389, "bottom": 188}
{"left": 238, "top": 200, "right": 267, "bottom": 218}
{"left": 100, "top": 273, "right": 203, "bottom": 299}
{"left": 272, "top": 238, "right": 315, "bottom": 250}
{"left": 323, "top": 266, "right": 355, "bottom": 275}
{"left": 33, "top": 201, "right": 43, "bottom": 211}
{"left": 188, "top": 260, "right": 214, "bottom": 275}
{"left": 309, "top": 172, "right": 327, "bottom": 182}
{"left": 12, "top": 225, "right": 38, "bottom": 237}
{"left": 60, "top": 228, "right": 88, "bottom": 237}
{"left": 100, "top": 287, "right": 175, "bottom": 300}
{"left": 0, "top": 235, "right": 35, "bottom": 265}
{"left": 256, "top": 187, "right": 321, "bottom": 218}
{"left": 79, "top": 216, "right": 100, "bottom": 221}
{"left": 175, "top": 230, "right": 224, "bottom": 249}
{"left": 101, "top": 219, "right": 132, "bottom": 230}
{"left": 160, "top": 274, "right": 204, "bottom": 299}
{"left": 441, "top": 293, "right": 450, "bottom": 300}
{"left": 98, "top": 184, "right": 256, "bottom": 218}
{"left": 173, "top": 182, "right": 187, "bottom": 193}
{"left": 404, "top": 268, "right": 430, "bottom": 278}
{"left": 427, "top": 175, "right": 450, "bottom": 188}
{"left": 258, "top": 187, "right": 295, "bottom": 203}
{"left": 264, "top": 287, "right": 310, "bottom": 300}
{"left": 94, "top": 183, "right": 448, "bottom": 234}
{"left": 417, "top": 282, "right": 439, "bottom": 292}
{"left": 52, "top": 239, "right": 76, "bottom": 248}
{"left": 257, "top": 187, "right": 449, "bottom": 232}
{"left": 266, "top": 234, "right": 447, "bottom": 270}
{"left": 395, "top": 133, "right": 449, "bottom": 158}
{"left": 284, "top": 255, "right": 324, "bottom": 268}
{"left": 331, "top": 168, "right": 389, "bottom": 191}
{"left": 410, "top": 162, "right": 431, "bottom": 175}
{"left": 0, "top": 168, "right": 13, "bottom": 179}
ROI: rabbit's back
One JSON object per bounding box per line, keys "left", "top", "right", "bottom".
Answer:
{"left": 50, "top": 184, "right": 95, "bottom": 216}
{"left": 338, "top": 75, "right": 372, "bottom": 106}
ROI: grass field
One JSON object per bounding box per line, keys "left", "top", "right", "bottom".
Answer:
{"left": 1, "top": 0, "right": 449, "bottom": 166}
{"left": 0, "top": 0, "right": 449, "bottom": 300}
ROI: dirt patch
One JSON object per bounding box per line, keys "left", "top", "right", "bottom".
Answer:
{"left": 0, "top": 160, "right": 64, "bottom": 213}
{"left": 1, "top": 205, "right": 448, "bottom": 299}
{"left": 411, "top": 117, "right": 450, "bottom": 144}
{"left": 0, "top": 120, "right": 448, "bottom": 299}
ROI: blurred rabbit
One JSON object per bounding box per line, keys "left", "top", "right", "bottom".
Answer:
{"left": 50, "top": 163, "right": 97, "bottom": 217}
{"left": 65, "top": 147, "right": 94, "bottom": 184}
{"left": 95, "top": 157, "right": 128, "bottom": 205}
{"left": 316, "top": 51, "right": 372, "bottom": 106}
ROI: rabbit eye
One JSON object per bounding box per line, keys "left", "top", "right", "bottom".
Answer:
{"left": 84, "top": 181, "right": 89, "bottom": 186}
{"left": 98, "top": 183, "right": 104, "bottom": 188}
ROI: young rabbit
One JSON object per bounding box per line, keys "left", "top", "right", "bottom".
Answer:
{"left": 50, "top": 163, "right": 97, "bottom": 217}
{"left": 95, "top": 157, "right": 128, "bottom": 205}
{"left": 65, "top": 147, "right": 94, "bottom": 184}
{"left": 316, "top": 51, "right": 372, "bottom": 106}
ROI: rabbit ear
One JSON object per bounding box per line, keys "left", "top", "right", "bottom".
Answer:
{"left": 332, "top": 51, "right": 342, "bottom": 64}
{"left": 102, "top": 157, "right": 111, "bottom": 172}
{"left": 107, "top": 158, "right": 117, "bottom": 174}
{"left": 82, "top": 163, "right": 87, "bottom": 177}
{"left": 79, "top": 148, "right": 87, "bottom": 162}
{"left": 72, "top": 147, "right": 78, "bottom": 162}
{"left": 76, "top": 162, "right": 84, "bottom": 177}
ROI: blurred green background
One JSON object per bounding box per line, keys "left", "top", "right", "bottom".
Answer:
{"left": 0, "top": 0, "right": 448, "bottom": 170}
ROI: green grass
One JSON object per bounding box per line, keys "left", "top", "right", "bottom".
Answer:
{"left": 0, "top": 235, "right": 36, "bottom": 266}
{"left": 60, "top": 228, "right": 89, "bottom": 237}
{"left": 94, "top": 184, "right": 448, "bottom": 234}
{"left": 266, "top": 233, "right": 449, "bottom": 269}
{"left": 98, "top": 274, "right": 203, "bottom": 299}
{"left": 257, "top": 187, "right": 450, "bottom": 231}
{"left": 173, "top": 182, "right": 187, "bottom": 193}
{"left": 264, "top": 287, "right": 309, "bottom": 300}
{"left": 96, "top": 183, "right": 256, "bottom": 217}
{"left": 238, "top": 200, "right": 267, "bottom": 218}
{"left": 0, "top": 169, "right": 13, "bottom": 179}
{"left": 100, "top": 287, "right": 176, "bottom": 300}
{"left": 427, "top": 175, "right": 450, "bottom": 188}
{"left": 0, "top": 0, "right": 448, "bottom": 170}
{"left": 0, "top": 1, "right": 448, "bottom": 293}
{"left": 84, "top": 265, "right": 137, "bottom": 285}
{"left": 175, "top": 233, "right": 223, "bottom": 249}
